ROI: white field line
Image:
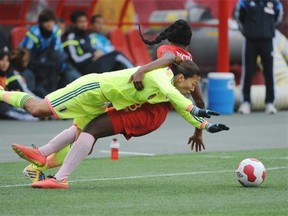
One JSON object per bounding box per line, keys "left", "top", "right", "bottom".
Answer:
{"left": 203, "top": 156, "right": 288, "bottom": 160}
{"left": 100, "top": 150, "right": 155, "bottom": 156}
{"left": 0, "top": 166, "right": 287, "bottom": 188}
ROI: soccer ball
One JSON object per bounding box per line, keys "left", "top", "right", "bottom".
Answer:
{"left": 235, "top": 158, "right": 266, "bottom": 187}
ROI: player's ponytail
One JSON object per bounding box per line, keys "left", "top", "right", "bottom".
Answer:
{"left": 171, "top": 60, "right": 201, "bottom": 79}
{"left": 138, "top": 19, "right": 192, "bottom": 46}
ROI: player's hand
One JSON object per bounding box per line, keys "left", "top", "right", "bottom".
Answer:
{"left": 191, "top": 107, "right": 220, "bottom": 118}
{"left": 128, "top": 68, "right": 145, "bottom": 90}
{"left": 187, "top": 133, "right": 205, "bottom": 152}
{"left": 205, "top": 123, "right": 230, "bottom": 133}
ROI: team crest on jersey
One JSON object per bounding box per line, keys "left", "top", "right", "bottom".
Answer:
{"left": 147, "top": 94, "right": 156, "bottom": 100}
{"left": 59, "top": 106, "right": 67, "bottom": 112}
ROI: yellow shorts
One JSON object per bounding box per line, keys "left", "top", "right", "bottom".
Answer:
{"left": 45, "top": 74, "right": 108, "bottom": 129}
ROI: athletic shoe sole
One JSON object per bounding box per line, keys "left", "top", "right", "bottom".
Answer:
{"left": 12, "top": 144, "right": 46, "bottom": 167}
{"left": 32, "top": 179, "right": 70, "bottom": 189}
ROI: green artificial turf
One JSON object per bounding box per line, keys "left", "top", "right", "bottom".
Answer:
{"left": 0, "top": 148, "right": 287, "bottom": 216}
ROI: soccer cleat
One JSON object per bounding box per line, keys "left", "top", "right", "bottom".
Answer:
{"left": 32, "top": 177, "right": 70, "bottom": 189}
{"left": 265, "top": 103, "right": 277, "bottom": 114}
{"left": 238, "top": 102, "right": 251, "bottom": 114}
{"left": 12, "top": 144, "right": 46, "bottom": 167}
{"left": 23, "top": 164, "right": 46, "bottom": 183}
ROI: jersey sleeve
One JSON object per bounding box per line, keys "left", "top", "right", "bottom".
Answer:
{"left": 63, "top": 32, "right": 93, "bottom": 64}
{"left": 19, "top": 30, "right": 37, "bottom": 51}
{"left": 53, "top": 27, "right": 64, "bottom": 52}
{"left": 150, "top": 70, "right": 207, "bottom": 129}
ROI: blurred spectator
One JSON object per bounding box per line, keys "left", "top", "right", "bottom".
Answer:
{"left": 0, "top": 50, "right": 9, "bottom": 88}
{"left": 19, "top": 9, "right": 81, "bottom": 97}
{"left": 90, "top": 14, "right": 134, "bottom": 69}
{"left": 7, "top": 48, "right": 39, "bottom": 98}
{"left": 0, "top": 50, "right": 37, "bottom": 121}
{"left": 63, "top": 11, "right": 134, "bottom": 75}
{"left": 235, "top": 0, "right": 283, "bottom": 114}
{"left": 57, "top": 18, "right": 66, "bottom": 38}
{"left": 0, "top": 30, "right": 9, "bottom": 52}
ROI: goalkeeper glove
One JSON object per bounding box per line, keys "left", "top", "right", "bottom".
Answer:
{"left": 205, "top": 123, "right": 230, "bottom": 133}
{"left": 191, "top": 107, "right": 220, "bottom": 118}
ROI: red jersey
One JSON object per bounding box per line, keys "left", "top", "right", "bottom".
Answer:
{"left": 157, "top": 45, "right": 192, "bottom": 61}
{"left": 108, "top": 45, "right": 193, "bottom": 139}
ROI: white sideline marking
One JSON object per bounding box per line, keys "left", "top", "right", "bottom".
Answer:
{"left": 204, "top": 156, "right": 288, "bottom": 160}
{"left": 100, "top": 150, "right": 155, "bottom": 156}
{"left": 0, "top": 166, "right": 287, "bottom": 188}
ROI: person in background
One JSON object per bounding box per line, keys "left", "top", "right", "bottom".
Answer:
{"left": 89, "top": 14, "right": 134, "bottom": 68}
{"left": 6, "top": 48, "right": 40, "bottom": 99}
{"left": 0, "top": 50, "right": 37, "bottom": 121}
{"left": 56, "top": 18, "right": 66, "bottom": 39}
{"left": 19, "top": 9, "right": 81, "bottom": 97}
{"left": 0, "top": 30, "right": 9, "bottom": 52}
{"left": 0, "top": 50, "right": 9, "bottom": 89}
{"left": 63, "top": 11, "right": 134, "bottom": 75}
{"left": 235, "top": 0, "right": 283, "bottom": 114}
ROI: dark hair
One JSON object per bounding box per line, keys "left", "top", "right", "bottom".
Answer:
{"left": 0, "top": 50, "right": 9, "bottom": 60}
{"left": 171, "top": 60, "right": 200, "bottom": 79}
{"left": 70, "top": 11, "right": 87, "bottom": 23}
{"left": 38, "top": 10, "right": 56, "bottom": 24}
{"left": 139, "top": 19, "right": 192, "bottom": 46}
{"left": 56, "top": 17, "right": 65, "bottom": 24}
{"left": 91, "top": 14, "right": 102, "bottom": 24}
{"left": 9, "top": 48, "right": 30, "bottom": 70}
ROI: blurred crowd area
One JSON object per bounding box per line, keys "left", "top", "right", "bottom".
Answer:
{"left": 0, "top": 0, "right": 287, "bottom": 121}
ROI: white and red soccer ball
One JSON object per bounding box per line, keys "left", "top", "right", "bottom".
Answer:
{"left": 236, "top": 158, "right": 266, "bottom": 187}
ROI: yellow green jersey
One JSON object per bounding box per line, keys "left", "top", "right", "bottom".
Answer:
{"left": 46, "top": 66, "right": 206, "bottom": 129}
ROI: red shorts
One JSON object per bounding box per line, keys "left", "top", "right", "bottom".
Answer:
{"left": 107, "top": 102, "right": 172, "bottom": 140}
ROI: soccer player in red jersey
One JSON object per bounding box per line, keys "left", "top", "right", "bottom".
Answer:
{"left": 130, "top": 19, "right": 205, "bottom": 149}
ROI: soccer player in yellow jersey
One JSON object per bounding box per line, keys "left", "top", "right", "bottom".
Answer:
{"left": 2, "top": 60, "right": 217, "bottom": 129}
{"left": 1, "top": 60, "right": 229, "bottom": 188}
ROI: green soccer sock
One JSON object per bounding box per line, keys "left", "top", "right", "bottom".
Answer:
{"left": 32, "top": 163, "right": 49, "bottom": 172}
{"left": 0, "top": 91, "right": 32, "bottom": 109}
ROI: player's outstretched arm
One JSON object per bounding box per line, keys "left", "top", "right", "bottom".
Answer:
{"left": 129, "top": 52, "right": 177, "bottom": 90}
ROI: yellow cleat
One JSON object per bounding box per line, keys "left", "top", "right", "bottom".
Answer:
{"left": 23, "top": 164, "right": 46, "bottom": 183}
